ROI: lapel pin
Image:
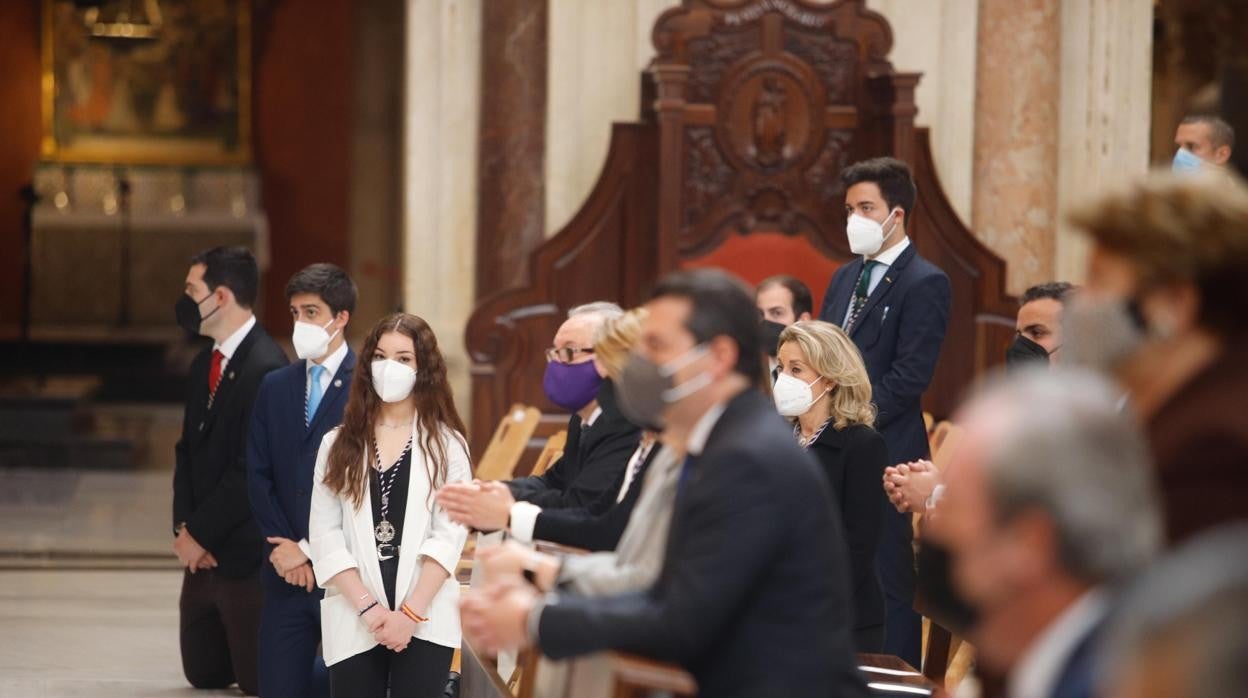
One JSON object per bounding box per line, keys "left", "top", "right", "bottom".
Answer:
{"left": 229, "top": 372, "right": 236, "bottom": 380}
{"left": 334, "top": 380, "right": 342, "bottom": 388}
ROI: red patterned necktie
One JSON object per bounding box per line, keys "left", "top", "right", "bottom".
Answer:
{"left": 208, "top": 350, "right": 225, "bottom": 395}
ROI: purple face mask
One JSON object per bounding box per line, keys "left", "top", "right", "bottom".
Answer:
{"left": 543, "top": 359, "right": 603, "bottom": 412}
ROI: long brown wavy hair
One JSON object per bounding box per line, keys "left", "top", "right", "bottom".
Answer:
{"left": 324, "top": 313, "right": 467, "bottom": 509}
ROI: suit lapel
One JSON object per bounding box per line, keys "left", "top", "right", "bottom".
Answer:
{"left": 307, "top": 349, "right": 355, "bottom": 438}
{"left": 849, "top": 245, "right": 915, "bottom": 339}
{"left": 829, "top": 259, "right": 863, "bottom": 326}
{"left": 201, "top": 326, "right": 260, "bottom": 437}
{"left": 352, "top": 470, "right": 388, "bottom": 606}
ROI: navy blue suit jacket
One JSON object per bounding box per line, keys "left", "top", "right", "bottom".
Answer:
{"left": 818, "top": 243, "right": 950, "bottom": 465}
{"left": 246, "top": 347, "right": 356, "bottom": 590}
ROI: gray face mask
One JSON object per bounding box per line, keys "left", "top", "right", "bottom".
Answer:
{"left": 615, "top": 345, "right": 709, "bottom": 431}
{"left": 1061, "top": 295, "right": 1146, "bottom": 373}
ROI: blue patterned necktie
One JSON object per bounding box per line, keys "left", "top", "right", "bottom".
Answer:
{"left": 847, "top": 260, "right": 883, "bottom": 330}
{"left": 306, "top": 364, "right": 327, "bottom": 426}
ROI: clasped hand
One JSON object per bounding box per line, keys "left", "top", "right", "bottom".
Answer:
{"left": 363, "top": 606, "right": 417, "bottom": 652}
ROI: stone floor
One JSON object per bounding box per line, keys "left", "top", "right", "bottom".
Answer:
{"left": 0, "top": 569, "right": 239, "bottom": 697}
{"left": 0, "top": 467, "right": 235, "bottom": 696}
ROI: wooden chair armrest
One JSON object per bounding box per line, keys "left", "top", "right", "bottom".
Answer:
{"left": 606, "top": 652, "right": 697, "bottom": 697}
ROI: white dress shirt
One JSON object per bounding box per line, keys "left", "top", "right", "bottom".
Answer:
{"left": 212, "top": 315, "right": 257, "bottom": 374}
{"left": 1008, "top": 589, "right": 1108, "bottom": 698}
{"left": 842, "top": 236, "right": 911, "bottom": 326}
{"left": 305, "top": 340, "right": 349, "bottom": 403}
{"left": 686, "top": 400, "right": 729, "bottom": 456}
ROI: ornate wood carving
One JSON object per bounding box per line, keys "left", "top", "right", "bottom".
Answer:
{"left": 465, "top": 0, "right": 1013, "bottom": 456}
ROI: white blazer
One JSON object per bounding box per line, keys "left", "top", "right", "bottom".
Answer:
{"left": 309, "top": 420, "right": 471, "bottom": 666}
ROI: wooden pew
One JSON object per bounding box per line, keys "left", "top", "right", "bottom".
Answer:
{"left": 529, "top": 430, "right": 568, "bottom": 477}
{"left": 477, "top": 404, "right": 542, "bottom": 481}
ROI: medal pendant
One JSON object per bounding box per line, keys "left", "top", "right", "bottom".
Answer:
{"left": 374, "top": 519, "right": 396, "bottom": 543}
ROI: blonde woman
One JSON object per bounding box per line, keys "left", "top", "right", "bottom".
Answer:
{"left": 774, "top": 320, "right": 888, "bottom": 652}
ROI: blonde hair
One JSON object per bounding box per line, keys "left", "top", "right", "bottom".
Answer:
{"left": 778, "top": 320, "right": 876, "bottom": 429}
{"left": 592, "top": 307, "right": 648, "bottom": 380}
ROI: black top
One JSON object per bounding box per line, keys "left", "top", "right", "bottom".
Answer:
{"left": 538, "top": 390, "right": 868, "bottom": 698}
{"left": 370, "top": 444, "right": 412, "bottom": 609}
{"left": 174, "top": 324, "right": 288, "bottom": 578}
{"left": 531, "top": 443, "right": 664, "bottom": 551}
{"left": 807, "top": 422, "right": 889, "bottom": 639}
{"left": 508, "top": 380, "right": 641, "bottom": 509}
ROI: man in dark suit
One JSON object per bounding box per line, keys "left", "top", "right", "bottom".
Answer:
{"left": 818, "top": 157, "right": 951, "bottom": 665}
{"left": 928, "top": 368, "right": 1161, "bottom": 698}
{"left": 461, "top": 270, "right": 867, "bottom": 698}
{"left": 246, "top": 263, "right": 357, "bottom": 698}
{"left": 173, "top": 247, "right": 288, "bottom": 695}
{"left": 436, "top": 303, "right": 640, "bottom": 532}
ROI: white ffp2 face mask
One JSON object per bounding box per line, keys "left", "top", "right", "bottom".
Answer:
{"left": 292, "top": 318, "right": 339, "bottom": 360}
{"left": 846, "top": 209, "right": 898, "bottom": 256}
{"left": 773, "top": 371, "right": 828, "bottom": 417}
{"left": 371, "top": 359, "right": 417, "bottom": 403}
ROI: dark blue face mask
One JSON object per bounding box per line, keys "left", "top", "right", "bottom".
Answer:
{"left": 542, "top": 359, "right": 603, "bottom": 412}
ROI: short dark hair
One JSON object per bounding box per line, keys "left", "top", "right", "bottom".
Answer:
{"left": 841, "top": 157, "right": 918, "bottom": 217}
{"left": 285, "top": 263, "right": 358, "bottom": 316}
{"left": 190, "top": 247, "right": 258, "bottom": 309}
{"left": 757, "top": 275, "right": 813, "bottom": 318}
{"left": 649, "top": 269, "right": 763, "bottom": 383}
{"left": 1020, "top": 281, "right": 1075, "bottom": 307}
{"left": 1182, "top": 114, "right": 1236, "bottom": 151}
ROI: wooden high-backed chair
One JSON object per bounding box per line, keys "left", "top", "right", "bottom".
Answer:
{"left": 464, "top": 0, "right": 1018, "bottom": 460}
{"left": 475, "top": 403, "right": 541, "bottom": 481}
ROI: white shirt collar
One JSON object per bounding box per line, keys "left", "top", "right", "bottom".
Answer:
{"left": 867, "top": 235, "right": 911, "bottom": 266}
{"left": 308, "top": 340, "right": 349, "bottom": 381}
{"left": 214, "top": 315, "right": 256, "bottom": 360}
{"left": 583, "top": 406, "right": 604, "bottom": 428}
{"left": 1008, "top": 589, "right": 1108, "bottom": 698}
{"left": 686, "top": 401, "right": 729, "bottom": 456}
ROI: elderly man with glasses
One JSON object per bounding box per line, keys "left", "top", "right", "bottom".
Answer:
{"left": 437, "top": 302, "right": 642, "bottom": 533}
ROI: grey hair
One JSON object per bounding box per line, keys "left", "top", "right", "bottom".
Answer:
{"left": 970, "top": 367, "right": 1162, "bottom": 584}
{"left": 1098, "top": 524, "right": 1248, "bottom": 697}
{"left": 567, "top": 301, "right": 624, "bottom": 322}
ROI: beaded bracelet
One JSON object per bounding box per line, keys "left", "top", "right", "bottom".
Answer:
{"left": 358, "top": 600, "right": 379, "bottom": 617}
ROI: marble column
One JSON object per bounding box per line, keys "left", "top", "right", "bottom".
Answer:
{"left": 545, "top": 0, "right": 676, "bottom": 236}
{"left": 1055, "top": 0, "right": 1153, "bottom": 284}
{"left": 477, "top": 0, "right": 548, "bottom": 298}
{"left": 868, "top": 0, "right": 979, "bottom": 224}
{"left": 404, "top": 0, "right": 481, "bottom": 412}
{"left": 972, "top": 0, "right": 1061, "bottom": 295}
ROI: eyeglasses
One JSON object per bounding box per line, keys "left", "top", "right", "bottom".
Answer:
{"left": 546, "top": 346, "right": 595, "bottom": 364}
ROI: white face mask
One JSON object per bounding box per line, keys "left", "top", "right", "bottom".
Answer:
{"left": 773, "top": 371, "right": 828, "bottom": 417}
{"left": 846, "top": 209, "right": 898, "bottom": 256}
{"left": 371, "top": 359, "right": 417, "bottom": 403}
{"left": 291, "top": 318, "right": 339, "bottom": 360}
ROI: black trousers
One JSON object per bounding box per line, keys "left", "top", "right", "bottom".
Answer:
{"left": 180, "top": 568, "right": 262, "bottom": 695}
{"left": 329, "top": 641, "right": 454, "bottom": 698}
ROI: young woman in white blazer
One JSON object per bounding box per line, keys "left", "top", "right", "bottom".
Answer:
{"left": 309, "top": 313, "right": 471, "bottom": 697}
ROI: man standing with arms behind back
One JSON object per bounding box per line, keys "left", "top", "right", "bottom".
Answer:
{"left": 819, "top": 157, "right": 951, "bottom": 667}
{"left": 173, "top": 247, "right": 288, "bottom": 695}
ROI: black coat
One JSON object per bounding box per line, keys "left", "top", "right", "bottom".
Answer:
{"left": 807, "top": 422, "right": 888, "bottom": 645}
{"left": 508, "top": 380, "right": 640, "bottom": 510}
{"left": 538, "top": 390, "right": 867, "bottom": 698}
{"left": 530, "top": 443, "right": 663, "bottom": 551}
{"left": 173, "top": 323, "right": 288, "bottom": 578}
